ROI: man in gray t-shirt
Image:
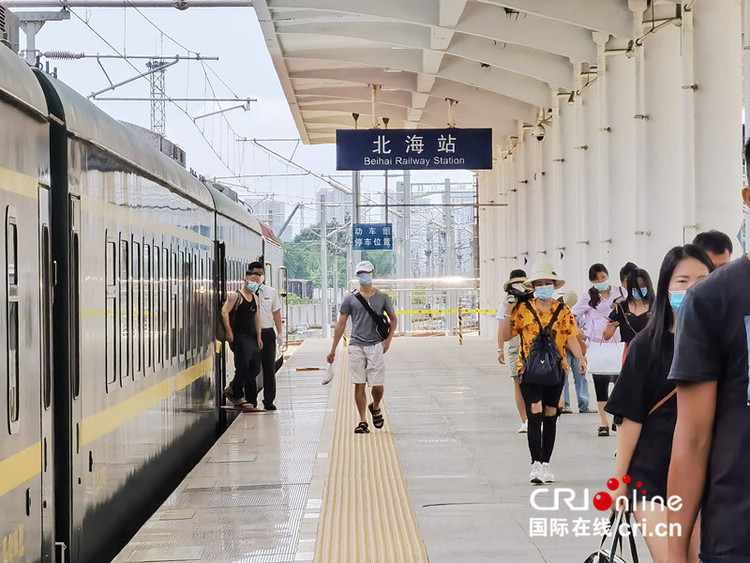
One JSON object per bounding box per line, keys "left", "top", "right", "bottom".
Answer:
{"left": 327, "top": 261, "right": 397, "bottom": 434}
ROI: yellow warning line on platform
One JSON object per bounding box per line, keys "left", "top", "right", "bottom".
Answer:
{"left": 314, "top": 351, "right": 428, "bottom": 563}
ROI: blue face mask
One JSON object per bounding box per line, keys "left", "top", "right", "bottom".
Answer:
{"left": 631, "top": 287, "right": 647, "bottom": 300}
{"left": 534, "top": 284, "right": 555, "bottom": 300}
{"left": 670, "top": 290, "right": 687, "bottom": 312}
{"left": 593, "top": 281, "right": 610, "bottom": 292}
{"left": 247, "top": 281, "right": 260, "bottom": 293}
{"left": 358, "top": 273, "right": 373, "bottom": 285}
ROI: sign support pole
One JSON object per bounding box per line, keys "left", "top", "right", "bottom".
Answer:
{"left": 321, "top": 193, "right": 329, "bottom": 338}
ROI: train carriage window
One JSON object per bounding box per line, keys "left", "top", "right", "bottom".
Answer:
{"left": 171, "top": 250, "right": 177, "bottom": 359}
{"left": 153, "top": 247, "right": 161, "bottom": 367}
{"left": 265, "top": 261, "right": 273, "bottom": 288}
{"left": 105, "top": 237, "right": 117, "bottom": 390}
{"left": 71, "top": 232, "right": 80, "bottom": 398}
{"left": 132, "top": 241, "right": 141, "bottom": 375}
{"left": 6, "top": 209, "right": 19, "bottom": 431}
{"left": 41, "top": 225, "right": 52, "bottom": 409}
{"left": 200, "top": 256, "right": 205, "bottom": 354}
{"left": 180, "top": 250, "right": 187, "bottom": 356}
{"left": 120, "top": 239, "right": 130, "bottom": 384}
{"left": 144, "top": 243, "right": 151, "bottom": 372}
{"left": 163, "top": 247, "right": 169, "bottom": 365}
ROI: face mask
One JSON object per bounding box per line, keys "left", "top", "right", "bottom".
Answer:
{"left": 358, "top": 273, "right": 373, "bottom": 285}
{"left": 511, "top": 283, "right": 525, "bottom": 293}
{"left": 670, "top": 290, "right": 687, "bottom": 312}
{"left": 631, "top": 287, "right": 647, "bottom": 300}
{"left": 534, "top": 284, "right": 555, "bottom": 300}
{"left": 593, "top": 281, "right": 610, "bottom": 292}
{"left": 247, "top": 281, "right": 260, "bottom": 293}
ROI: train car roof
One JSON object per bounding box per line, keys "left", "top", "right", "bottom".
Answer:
{"left": 204, "top": 182, "right": 263, "bottom": 234}
{"left": 0, "top": 46, "right": 47, "bottom": 119}
{"left": 260, "top": 222, "right": 282, "bottom": 248}
{"left": 34, "top": 71, "right": 214, "bottom": 209}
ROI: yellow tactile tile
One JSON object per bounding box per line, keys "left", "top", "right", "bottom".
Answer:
{"left": 315, "top": 350, "right": 429, "bottom": 563}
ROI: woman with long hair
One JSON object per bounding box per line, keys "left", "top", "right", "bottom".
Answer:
{"left": 603, "top": 268, "right": 655, "bottom": 345}
{"left": 605, "top": 245, "right": 712, "bottom": 563}
{"left": 571, "top": 263, "right": 621, "bottom": 436}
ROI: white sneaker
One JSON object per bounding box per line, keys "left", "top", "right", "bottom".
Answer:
{"left": 529, "top": 461, "right": 543, "bottom": 484}
{"left": 541, "top": 462, "right": 554, "bottom": 483}
{"left": 517, "top": 421, "right": 528, "bottom": 433}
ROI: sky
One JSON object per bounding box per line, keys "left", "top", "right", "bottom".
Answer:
{"left": 19, "top": 5, "right": 473, "bottom": 234}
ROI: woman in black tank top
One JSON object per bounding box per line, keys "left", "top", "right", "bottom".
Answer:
{"left": 223, "top": 285, "right": 263, "bottom": 410}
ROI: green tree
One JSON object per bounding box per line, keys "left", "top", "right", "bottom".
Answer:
{"left": 282, "top": 220, "right": 396, "bottom": 289}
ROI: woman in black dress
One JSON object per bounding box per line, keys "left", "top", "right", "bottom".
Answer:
{"left": 602, "top": 267, "right": 654, "bottom": 346}
{"left": 605, "top": 245, "right": 712, "bottom": 563}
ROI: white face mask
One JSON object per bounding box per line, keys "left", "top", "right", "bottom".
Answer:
{"left": 511, "top": 283, "right": 525, "bottom": 292}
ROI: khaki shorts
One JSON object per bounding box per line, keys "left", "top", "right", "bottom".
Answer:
{"left": 348, "top": 343, "right": 386, "bottom": 386}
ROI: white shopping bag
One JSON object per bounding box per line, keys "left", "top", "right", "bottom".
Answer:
{"left": 586, "top": 341, "right": 626, "bottom": 375}
{"left": 322, "top": 362, "right": 336, "bottom": 385}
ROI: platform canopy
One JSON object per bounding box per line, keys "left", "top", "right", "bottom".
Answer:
{"left": 253, "top": 0, "right": 662, "bottom": 145}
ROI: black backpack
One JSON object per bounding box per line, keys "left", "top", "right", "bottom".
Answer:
{"left": 520, "top": 301, "right": 564, "bottom": 386}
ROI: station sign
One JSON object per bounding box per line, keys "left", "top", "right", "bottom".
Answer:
{"left": 352, "top": 223, "right": 393, "bottom": 250}
{"left": 336, "top": 128, "right": 492, "bottom": 171}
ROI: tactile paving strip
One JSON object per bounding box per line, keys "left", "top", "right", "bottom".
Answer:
{"left": 314, "top": 350, "right": 428, "bottom": 562}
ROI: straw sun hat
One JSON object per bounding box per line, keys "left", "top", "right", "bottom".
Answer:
{"left": 522, "top": 263, "right": 566, "bottom": 291}
{"left": 502, "top": 269, "right": 527, "bottom": 292}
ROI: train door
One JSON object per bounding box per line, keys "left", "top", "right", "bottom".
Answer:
{"left": 69, "top": 196, "right": 83, "bottom": 560}
{"left": 216, "top": 241, "right": 227, "bottom": 427}
{"left": 278, "top": 265, "right": 288, "bottom": 347}
{"left": 38, "top": 187, "right": 54, "bottom": 562}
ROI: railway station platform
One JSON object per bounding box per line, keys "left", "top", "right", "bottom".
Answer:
{"left": 114, "top": 337, "right": 647, "bottom": 563}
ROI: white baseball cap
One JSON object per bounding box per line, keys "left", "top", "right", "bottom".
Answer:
{"left": 355, "top": 260, "right": 374, "bottom": 274}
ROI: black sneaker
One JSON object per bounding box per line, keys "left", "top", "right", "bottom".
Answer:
{"left": 264, "top": 403, "right": 277, "bottom": 411}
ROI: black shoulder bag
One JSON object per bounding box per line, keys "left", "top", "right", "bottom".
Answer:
{"left": 519, "top": 301, "right": 565, "bottom": 386}
{"left": 354, "top": 291, "right": 391, "bottom": 341}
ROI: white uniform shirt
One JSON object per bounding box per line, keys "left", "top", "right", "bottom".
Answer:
{"left": 257, "top": 284, "right": 282, "bottom": 329}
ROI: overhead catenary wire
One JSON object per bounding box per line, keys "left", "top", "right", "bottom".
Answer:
{"left": 65, "top": 6, "right": 254, "bottom": 191}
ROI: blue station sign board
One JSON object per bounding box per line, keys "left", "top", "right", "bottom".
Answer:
{"left": 352, "top": 223, "right": 393, "bottom": 251}
{"left": 336, "top": 128, "right": 492, "bottom": 171}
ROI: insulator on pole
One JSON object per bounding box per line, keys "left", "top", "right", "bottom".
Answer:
{"left": 43, "top": 51, "right": 85, "bottom": 59}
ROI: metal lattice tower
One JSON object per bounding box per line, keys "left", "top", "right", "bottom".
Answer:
{"left": 147, "top": 59, "right": 167, "bottom": 135}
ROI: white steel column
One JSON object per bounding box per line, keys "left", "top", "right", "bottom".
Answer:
{"left": 574, "top": 62, "right": 590, "bottom": 282}
{"left": 681, "top": 7, "right": 698, "bottom": 247}
{"left": 644, "top": 17, "right": 683, "bottom": 275}
{"left": 606, "top": 50, "right": 637, "bottom": 275}
{"left": 550, "top": 92, "right": 565, "bottom": 274}
{"left": 630, "top": 0, "right": 648, "bottom": 267}
{"left": 692, "top": 0, "right": 744, "bottom": 241}
{"left": 594, "top": 33, "right": 612, "bottom": 265}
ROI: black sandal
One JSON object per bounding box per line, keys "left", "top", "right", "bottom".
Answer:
{"left": 598, "top": 426, "right": 610, "bottom": 437}
{"left": 354, "top": 421, "right": 370, "bottom": 434}
{"left": 368, "top": 403, "right": 384, "bottom": 429}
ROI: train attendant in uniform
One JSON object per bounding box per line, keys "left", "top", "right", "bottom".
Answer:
{"left": 605, "top": 245, "right": 711, "bottom": 563}
{"left": 499, "top": 263, "right": 586, "bottom": 484}
{"left": 247, "top": 261, "right": 283, "bottom": 410}
{"left": 571, "top": 263, "right": 622, "bottom": 437}
{"left": 327, "top": 261, "right": 397, "bottom": 434}
{"left": 222, "top": 269, "right": 264, "bottom": 412}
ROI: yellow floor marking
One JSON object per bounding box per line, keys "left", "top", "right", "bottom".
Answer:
{"left": 314, "top": 350, "right": 428, "bottom": 562}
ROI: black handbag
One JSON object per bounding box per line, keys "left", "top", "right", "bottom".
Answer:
{"left": 353, "top": 290, "right": 391, "bottom": 341}
{"left": 584, "top": 511, "right": 640, "bottom": 563}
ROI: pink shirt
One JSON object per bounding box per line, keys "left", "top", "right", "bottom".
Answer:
{"left": 570, "top": 290, "right": 622, "bottom": 344}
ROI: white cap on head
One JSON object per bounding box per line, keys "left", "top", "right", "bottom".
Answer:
{"left": 355, "top": 260, "right": 374, "bottom": 274}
